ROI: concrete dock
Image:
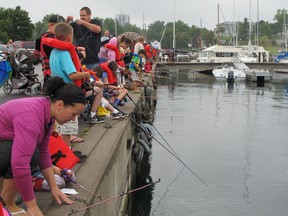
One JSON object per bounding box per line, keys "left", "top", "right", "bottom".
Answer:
{"left": 35, "top": 76, "right": 155, "bottom": 216}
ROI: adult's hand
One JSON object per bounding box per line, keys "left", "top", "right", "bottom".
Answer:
{"left": 51, "top": 187, "right": 73, "bottom": 205}
{"left": 75, "top": 19, "right": 84, "bottom": 26}
{"left": 66, "top": 16, "right": 74, "bottom": 23}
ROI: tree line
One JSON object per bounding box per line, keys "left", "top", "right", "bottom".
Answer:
{"left": 0, "top": 6, "right": 286, "bottom": 53}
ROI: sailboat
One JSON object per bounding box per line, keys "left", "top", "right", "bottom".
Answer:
{"left": 198, "top": 0, "right": 269, "bottom": 63}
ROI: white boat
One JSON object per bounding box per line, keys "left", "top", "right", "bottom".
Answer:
{"left": 198, "top": 45, "right": 269, "bottom": 63}
{"left": 272, "top": 69, "right": 288, "bottom": 80}
{"left": 212, "top": 64, "right": 246, "bottom": 82}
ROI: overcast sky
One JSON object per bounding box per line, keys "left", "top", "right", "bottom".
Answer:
{"left": 1, "top": 0, "right": 287, "bottom": 30}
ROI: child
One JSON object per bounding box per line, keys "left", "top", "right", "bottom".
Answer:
{"left": 48, "top": 22, "right": 105, "bottom": 147}
{"left": 128, "top": 49, "right": 146, "bottom": 91}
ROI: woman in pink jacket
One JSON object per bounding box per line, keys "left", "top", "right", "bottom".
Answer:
{"left": 0, "top": 77, "right": 86, "bottom": 216}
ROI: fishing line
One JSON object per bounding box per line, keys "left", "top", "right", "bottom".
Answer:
{"left": 62, "top": 170, "right": 128, "bottom": 216}
{"left": 65, "top": 179, "right": 161, "bottom": 216}
{"left": 151, "top": 166, "right": 185, "bottom": 215}
{"left": 153, "top": 137, "right": 208, "bottom": 187}
{"left": 116, "top": 86, "right": 208, "bottom": 187}
{"left": 151, "top": 125, "right": 179, "bottom": 158}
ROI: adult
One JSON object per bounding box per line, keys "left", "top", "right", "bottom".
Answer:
{"left": 6, "top": 39, "right": 15, "bottom": 53}
{"left": 67, "top": 6, "right": 102, "bottom": 70}
{"left": 0, "top": 77, "right": 86, "bottom": 216}
{"left": 134, "top": 36, "right": 145, "bottom": 54}
{"left": 36, "top": 15, "right": 66, "bottom": 78}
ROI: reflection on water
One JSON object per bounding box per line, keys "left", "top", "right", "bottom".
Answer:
{"left": 130, "top": 70, "right": 288, "bottom": 216}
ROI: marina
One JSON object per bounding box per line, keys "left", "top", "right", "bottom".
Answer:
{"left": 130, "top": 69, "right": 288, "bottom": 216}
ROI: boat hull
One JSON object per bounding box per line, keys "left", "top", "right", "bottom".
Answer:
{"left": 212, "top": 65, "right": 246, "bottom": 82}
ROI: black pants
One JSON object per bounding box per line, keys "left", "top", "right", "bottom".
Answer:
{"left": 0, "top": 140, "right": 39, "bottom": 179}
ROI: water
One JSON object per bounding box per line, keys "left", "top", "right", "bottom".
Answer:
{"left": 130, "top": 71, "right": 288, "bottom": 216}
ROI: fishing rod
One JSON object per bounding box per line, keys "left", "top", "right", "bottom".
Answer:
{"left": 90, "top": 82, "right": 207, "bottom": 186}
{"left": 61, "top": 170, "right": 128, "bottom": 216}
{"left": 120, "top": 87, "right": 208, "bottom": 187}
{"left": 65, "top": 179, "right": 161, "bottom": 216}
{"left": 153, "top": 137, "right": 208, "bottom": 187}
{"left": 151, "top": 125, "right": 179, "bottom": 158}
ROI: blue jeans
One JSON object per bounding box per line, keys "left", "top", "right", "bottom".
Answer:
{"left": 85, "top": 63, "right": 99, "bottom": 70}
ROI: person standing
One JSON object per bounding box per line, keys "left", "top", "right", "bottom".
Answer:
{"left": 35, "top": 15, "right": 65, "bottom": 78}
{"left": 0, "top": 77, "right": 85, "bottom": 215}
{"left": 67, "top": 6, "right": 102, "bottom": 70}
{"left": 6, "top": 39, "right": 15, "bottom": 53}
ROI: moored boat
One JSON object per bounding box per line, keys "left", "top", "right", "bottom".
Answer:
{"left": 212, "top": 64, "right": 246, "bottom": 82}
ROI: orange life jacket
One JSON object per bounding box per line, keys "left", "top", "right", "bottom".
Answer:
{"left": 100, "top": 62, "right": 117, "bottom": 85}
{"left": 49, "top": 132, "right": 79, "bottom": 169}
{"left": 41, "top": 37, "right": 96, "bottom": 88}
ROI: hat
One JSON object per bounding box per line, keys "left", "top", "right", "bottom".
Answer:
{"left": 48, "top": 15, "right": 65, "bottom": 23}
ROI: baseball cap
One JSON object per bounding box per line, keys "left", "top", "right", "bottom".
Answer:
{"left": 48, "top": 15, "right": 65, "bottom": 23}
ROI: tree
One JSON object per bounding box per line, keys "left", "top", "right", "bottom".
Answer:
{"left": 202, "top": 28, "right": 215, "bottom": 47}
{"left": 147, "top": 21, "right": 166, "bottom": 42}
{"left": 121, "top": 24, "right": 142, "bottom": 35}
{"left": 0, "top": 6, "right": 34, "bottom": 42}
{"left": 272, "top": 9, "right": 287, "bottom": 34}
{"left": 258, "top": 20, "right": 273, "bottom": 38}
{"left": 238, "top": 18, "right": 249, "bottom": 44}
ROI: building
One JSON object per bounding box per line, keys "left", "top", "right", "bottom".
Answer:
{"left": 214, "top": 21, "right": 234, "bottom": 37}
{"left": 115, "top": 12, "right": 130, "bottom": 26}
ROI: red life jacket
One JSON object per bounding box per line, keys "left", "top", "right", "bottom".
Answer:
{"left": 41, "top": 37, "right": 96, "bottom": 88}
{"left": 40, "top": 32, "right": 53, "bottom": 77}
{"left": 49, "top": 132, "right": 79, "bottom": 169}
{"left": 100, "top": 62, "right": 117, "bottom": 85}
{"left": 104, "top": 43, "right": 125, "bottom": 67}
{"left": 145, "top": 44, "right": 152, "bottom": 59}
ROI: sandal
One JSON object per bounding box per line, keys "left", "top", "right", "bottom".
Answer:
{"left": 70, "top": 137, "right": 84, "bottom": 144}
{"left": 11, "top": 208, "right": 27, "bottom": 215}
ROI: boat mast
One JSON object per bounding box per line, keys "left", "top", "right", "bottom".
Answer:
{"left": 200, "top": 18, "right": 203, "bottom": 49}
{"left": 173, "top": 0, "right": 176, "bottom": 49}
{"left": 233, "top": 0, "right": 236, "bottom": 46}
{"left": 256, "top": 0, "right": 259, "bottom": 46}
{"left": 217, "top": 3, "right": 220, "bottom": 45}
{"left": 172, "top": 0, "right": 176, "bottom": 61}
{"left": 248, "top": 0, "right": 252, "bottom": 54}
{"left": 284, "top": 9, "right": 287, "bottom": 52}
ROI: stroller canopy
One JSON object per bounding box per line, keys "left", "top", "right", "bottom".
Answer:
{"left": 9, "top": 48, "right": 36, "bottom": 66}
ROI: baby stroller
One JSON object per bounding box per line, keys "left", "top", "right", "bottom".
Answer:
{"left": 2, "top": 48, "right": 42, "bottom": 95}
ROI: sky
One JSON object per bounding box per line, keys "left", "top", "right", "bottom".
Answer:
{"left": 1, "top": 0, "right": 287, "bottom": 30}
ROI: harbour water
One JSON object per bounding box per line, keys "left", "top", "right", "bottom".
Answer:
{"left": 130, "top": 71, "right": 288, "bottom": 216}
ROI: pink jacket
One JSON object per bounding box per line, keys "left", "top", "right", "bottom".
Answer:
{"left": 0, "top": 97, "right": 53, "bottom": 202}
{"left": 98, "top": 37, "right": 118, "bottom": 62}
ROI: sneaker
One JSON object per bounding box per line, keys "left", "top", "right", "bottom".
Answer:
{"left": 112, "top": 112, "right": 125, "bottom": 120}
{"left": 89, "top": 115, "right": 105, "bottom": 124}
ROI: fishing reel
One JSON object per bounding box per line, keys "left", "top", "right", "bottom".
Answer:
{"left": 81, "top": 77, "right": 95, "bottom": 91}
